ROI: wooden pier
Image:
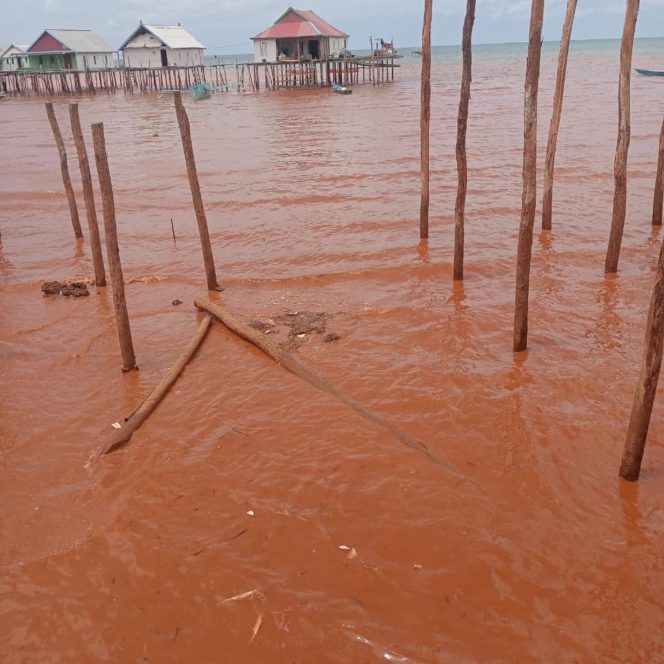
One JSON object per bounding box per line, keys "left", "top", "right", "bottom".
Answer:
{"left": 0, "top": 57, "right": 398, "bottom": 97}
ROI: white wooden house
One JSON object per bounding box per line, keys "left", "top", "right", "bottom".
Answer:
{"left": 119, "top": 23, "right": 204, "bottom": 68}
{"left": 1, "top": 44, "right": 29, "bottom": 70}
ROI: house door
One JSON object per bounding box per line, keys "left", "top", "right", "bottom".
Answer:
{"left": 161, "top": 49, "right": 168, "bottom": 67}
{"left": 64, "top": 53, "right": 73, "bottom": 70}
{"left": 308, "top": 40, "right": 320, "bottom": 59}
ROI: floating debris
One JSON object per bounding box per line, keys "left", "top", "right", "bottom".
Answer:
{"left": 219, "top": 589, "right": 264, "bottom": 604}
{"left": 41, "top": 280, "right": 89, "bottom": 298}
{"left": 251, "top": 614, "right": 263, "bottom": 642}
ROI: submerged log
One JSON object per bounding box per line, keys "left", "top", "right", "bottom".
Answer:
{"left": 653, "top": 115, "right": 664, "bottom": 226}
{"left": 619, "top": 240, "right": 664, "bottom": 480}
{"left": 101, "top": 316, "right": 212, "bottom": 454}
{"left": 541, "top": 0, "right": 578, "bottom": 231}
{"left": 69, "top": 103, "right": 106, "bottom": 286}
{"left": 605, "top": 0, "right": 640, "bottom": 273}
{"left": 513, "top": 0, "right": 546, "bottom": 352}
{"left": 173, "top": 92, "right": 219, "bottom": 291}
{"left": 45, "top": 102, "right": 83, "bottom": 239}
{"left": 92, "top": 122, "right": 137, "bottom": 372}
{"left": 195, "top": 298, "right": 467, "bottom": 481}
{"left": 453, "top": 0, "right": 476, "bottom": 281}
{"left": 419, "top": 0, "right": 433, "bottom": 239}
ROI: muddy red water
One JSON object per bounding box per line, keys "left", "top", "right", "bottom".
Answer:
{"left": 2, "top": 41, "right": 664, "bottom": 662}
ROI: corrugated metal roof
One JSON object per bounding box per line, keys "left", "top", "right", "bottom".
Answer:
{"left": 38, "top": 29, "right": 114, "bottom": 53}
{"left": 1, "top": 44, "right": 28, "bottom": 58}
{"left": 253, "top": 8, "right": 348, "bottom": 40}
{"left": 119, "top": 24, "right": 204, "bottom": 51}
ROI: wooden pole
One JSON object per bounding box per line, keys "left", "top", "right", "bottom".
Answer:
{"left": 91, "top": 122, "right": 137, "bottom": 372}
{"left": 605, "top": 0, "right": 640, "bottom": 274}
{"left": 541, "top": 0, "right": 578, "bottom": 231}
{"left": 101, "top": 315, "right": 212, "bottom": 454}
{"left": 619, "top": 239, "right": 664, "bottom": 480}
{"left": 420, "top": 0, "right": 433, "bottom": 239}
{"left": 69, "top": 103, "right": 106, "bottom": 287}
{"left": 453, "top": 0, "right": 476, "bottom": 281}
{"left": 653, "top": 116, "right": 664, "bottom": 226}
{"left": 45, "top": 102, "right": 83, "bottom": 239}
{"left": 173, "top": 92, "right": 219, "bottom": 290}
{"left": 513, "top": 0, "right": 546, "bottom": 353}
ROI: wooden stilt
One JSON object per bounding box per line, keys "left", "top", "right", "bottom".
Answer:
{"left": 69, "top": 103, "right": 106, "bottom": 287}
{"left": 420, "top": 0, "right": 433, "bottom": 240}
{"left": 605, "top": 0, "right": 640, "bottom": 273}
{"left": 453, "top": 0, "right": 476, "bottom": 281}
{"left": 619, "top": 238, "right": 664, "bottom": 480}
{"left": 91, "top": 122, "right": 137, "bottom": 372}
{"left": 542, "top": 0, "right": 578, "bottom": 231}
{"left": 513, "top": 0, "right": 546, "bottom": 353}
{"left": 45, "top": 102, "right": 83, "bottom": 239}
{"left": 653, "top": 116, "right": 664, "bottom": 226}
{"left": 173, "top": 92, "right": 219, "bottom": 290}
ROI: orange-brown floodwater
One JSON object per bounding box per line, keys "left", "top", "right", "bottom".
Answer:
{"left": 1, "top": 40, "right": 664, "bottom": 661}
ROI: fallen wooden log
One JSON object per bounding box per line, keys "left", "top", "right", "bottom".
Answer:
{"left": 195, "top": 298, "right": 467, "bottom": 481}
{"left": 101, "top": 315, "right": 212, "bottom": 455}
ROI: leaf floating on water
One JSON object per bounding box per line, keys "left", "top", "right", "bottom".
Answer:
{"left": 338, "top": 545, "right": 350, "bottom": 551}
{"left": 250, "top": 613, "right": 263, "bottom": 642}
{"left": 247, "top": 510, "right": 255, "bottom": 517}
{"left": 220, "top": 589, "right": 264, "bottom": 604}
{"left": 111, "top": 422, "right": 122, "bottom": 430}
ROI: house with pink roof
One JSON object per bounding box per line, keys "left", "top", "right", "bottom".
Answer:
{"left": 252, "top": 7, "right": 349, "bottom": 63}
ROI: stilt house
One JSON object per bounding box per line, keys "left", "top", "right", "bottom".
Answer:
{"left": 1, "top": 44, "right": 29, "bottom": 71}
{"left": 119, "top": 23, "right": 205, "bottom": 68}
{"left": 252, "top": 8, "right": 349, "bottom": 63}
{"left": 25, "top": 29, "right": 114, "bottom": 70}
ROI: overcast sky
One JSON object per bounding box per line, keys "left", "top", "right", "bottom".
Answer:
{"left": 2, "top": 0, "right": 663, "bottom": 54}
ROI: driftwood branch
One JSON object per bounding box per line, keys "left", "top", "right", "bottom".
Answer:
{"left": 195, "top": 298, "right": 469, "bottom": 482}
{"left": 101, "top": 315, "right": 212, "bottom": 454}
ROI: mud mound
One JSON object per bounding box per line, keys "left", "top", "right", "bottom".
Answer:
{"left": 41, "top": 281, "right": 90, "bottom": 298}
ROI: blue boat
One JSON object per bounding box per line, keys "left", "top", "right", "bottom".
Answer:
{"left": 332, "top": 82, "right": 352, "bottom": 95}
{"left": 636, "top": 68, "right": 664, "bottom": 77}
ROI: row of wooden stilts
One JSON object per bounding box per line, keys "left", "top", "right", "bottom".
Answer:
{"left": 1, "top": 66, "right": 207, "bottom": 96}
{"left": 236, "top": 57, "right": 396, "bottom": 92}
{"left": 418, "top": 0, "right": 664, "bottom": 481}
{"left": 1, "top": 59, "right": 396, "bottom": 97}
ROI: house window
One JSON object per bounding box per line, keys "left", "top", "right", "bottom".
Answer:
{"left": 93, "top": 55, "right": 97, "bottom": 65}
{"left": 39, "top": 55, "right": 43, "bottom": 65}
{"left": 260, "top": 42, "right": 267, "bottom": 56}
